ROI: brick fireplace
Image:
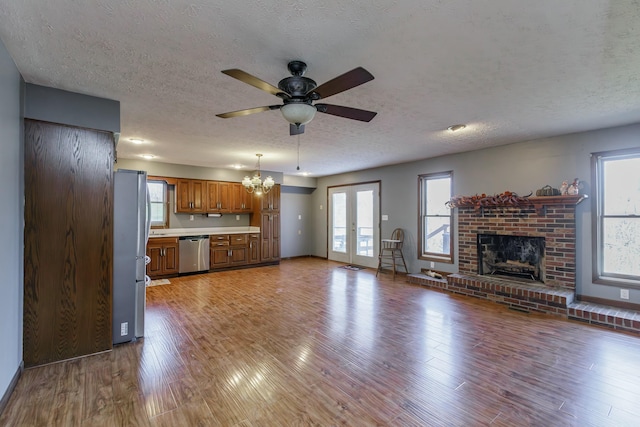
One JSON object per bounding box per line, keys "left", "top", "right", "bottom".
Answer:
{"left": 457, "top": 198, "right": 581, "bottom": 290}
{"left": 409, "top": 195, "right": 586, "bottom": 316}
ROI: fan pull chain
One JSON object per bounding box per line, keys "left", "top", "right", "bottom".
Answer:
{"left": 297, "top": 134, "right": 300, "bottom": 171}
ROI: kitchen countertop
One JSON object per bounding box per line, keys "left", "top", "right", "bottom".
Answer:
{"left": 149, "top": 226, "right": 260, "bottom": 238}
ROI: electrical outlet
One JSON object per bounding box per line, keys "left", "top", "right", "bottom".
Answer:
{"left": 298, "top": 215, "right": 302, "bottom": 220}
{"left": 120, "top": 322, "right": 128, "bottom": 336}
{"left": 189, "top": 215, "right": 194, "bottom": 221}
{"left": 621, "top": 289, "right": 630, "bottom": 300}
{"left": 430, "top": 262, "right": 435, "bottom": 268}
{"left": 236, "top": 215, "right": 240, "bottom": 220}
{"left": 298, "top": 229, "right": 302, "bottom": 235}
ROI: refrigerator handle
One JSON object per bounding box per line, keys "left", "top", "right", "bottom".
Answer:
{"left": 145, "top": 183, "right": 151, "bottom": 246}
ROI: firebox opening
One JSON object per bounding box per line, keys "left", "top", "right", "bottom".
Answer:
{"left": 477, "top": 234, "right": 545, "bottom": 282}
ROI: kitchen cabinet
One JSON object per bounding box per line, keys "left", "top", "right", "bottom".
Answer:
{"left": 258, "top": 212, "right": 280, "bottom": 262}
{"left": 210, "top": 234, "right": 249, "bottom": 268}
{"left": 207, "top": 181, "right": 232, "bottom": 213}
{"left": 147, "top": 237, "right": 179, "bottom": 278}
{"left": 248, "top": 233, "right": 260, "bottom": 264}
{"left": 176, "top": 179, "right": 206, "bottom": 213}
{"left": 259, "top": 184, "right": 280, "bottom": 211}
{"left": 231, "top": 183, "right": 254, "bottom": 212}
{"left": 251, "top": 184, "right": 280, "bottom": 263}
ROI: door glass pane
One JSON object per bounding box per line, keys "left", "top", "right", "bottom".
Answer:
{"left": 602, "top": 217, "right": 640, "bottom": 276}
{"left": 332, "top": 193, "right": 347, "bottom": 252}
{"left": 356, "top": 190, "right": 374, "bottom": 257}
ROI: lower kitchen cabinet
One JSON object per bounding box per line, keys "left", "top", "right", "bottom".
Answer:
{"left": 210, "top": 236, "right": 230, "bottom": 268}
{"left": 147, "top": 237, "right": 179, "bottom": 278}
{"left": 210, "top": 233, "right": 253, "bottom": 269}
{"left": 248, "top": 233, "right": 260, "bottom": 264}
{"left": 259, "top": 212, "right": 280, "bottom": 262}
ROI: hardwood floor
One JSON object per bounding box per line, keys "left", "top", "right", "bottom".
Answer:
{"left": 3, "top": 257, "right": 640, "bottom": 426}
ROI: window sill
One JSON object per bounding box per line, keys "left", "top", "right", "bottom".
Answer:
{"left": 594, "top": 276, "right": 640, "bottom": 290}
{"left": 419, "top": 255, "right": 453, "bottom": 264}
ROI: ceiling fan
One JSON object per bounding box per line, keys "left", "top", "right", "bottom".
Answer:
{"left": 216, "top": 60, "right": 377, "bottom": 135}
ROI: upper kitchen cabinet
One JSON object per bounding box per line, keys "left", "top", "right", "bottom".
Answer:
{"left": 176, "top": 179, "right": 206, "bottom": 213}
{"left": 260, "top": 184, "right": 280, "bottom": 211}
{"left": 207, "top": 180, "right": 232, "bottom": 213}
{"left": 231, "top": 183, "right": 254, "bottom": 213}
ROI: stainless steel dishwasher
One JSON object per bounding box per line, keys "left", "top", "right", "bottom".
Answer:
{"left": 179, "top": 235, "right": 210, "bottom": 273}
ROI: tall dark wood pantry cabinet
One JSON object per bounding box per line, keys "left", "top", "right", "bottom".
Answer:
{"left": 250, "top": 184, "right": 280, "bottom": 263}
{"left": 23, "top": 119, "right": 114, "bottom": 367}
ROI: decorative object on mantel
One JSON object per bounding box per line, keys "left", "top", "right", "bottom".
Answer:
{"left": 242, "top": 154, "right": 275, "bottom": 195}
{"left": 535, "top": 185, "right": 560, "bottom": 196}
{"left": 446, "top": 191, "right": 532, "bottom": 208}
{"left": 567, "top": 178, "right": 581, "bottom": 195}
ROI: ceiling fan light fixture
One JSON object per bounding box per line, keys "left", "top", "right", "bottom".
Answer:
{"left": 281, "top": 103, "right": 316, "bottom": 125}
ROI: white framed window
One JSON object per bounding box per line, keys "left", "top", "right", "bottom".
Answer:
{"left": 147, "top": 180, "right": 168, "bottom": 228}
{"left": 592, "top": 148, "right": 640, "bottom": 286}
{"left": 419, "top": 171, "right": 453, "bottom": 263}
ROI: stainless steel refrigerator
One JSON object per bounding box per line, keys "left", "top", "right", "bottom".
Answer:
{"left": 113, "top": 169, "right": 150, "bottom": 344}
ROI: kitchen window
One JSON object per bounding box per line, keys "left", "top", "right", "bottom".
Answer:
{"left": 592, "top": 148, "right": 640, "bottom": 286}
{"left": 419, "top": 171, "right": 453, "bottom": 263}
{"left": 148, "top": 180, "right": 168, "bottom": 228}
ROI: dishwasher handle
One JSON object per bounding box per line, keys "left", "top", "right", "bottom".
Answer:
{"left": 179, "top": 235, "right": 208, "bottom": 241}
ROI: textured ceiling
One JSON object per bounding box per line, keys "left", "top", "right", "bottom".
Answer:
{"left": 1, "top": 1, "right": 640, "bottom": 177}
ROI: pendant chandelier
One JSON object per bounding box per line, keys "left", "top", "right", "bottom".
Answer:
{"left": 242, "top": 154, "right": 274, "bottom": 195}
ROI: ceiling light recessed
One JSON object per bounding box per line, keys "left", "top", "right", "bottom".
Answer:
{"left": 447, "top": 124, "right": 466, "bottom": 132}
{"left": 129, "top": 138, "right": 145, "bottom": 144}
{"left": 140, "top": 154, "right": 155, "bottom": 159}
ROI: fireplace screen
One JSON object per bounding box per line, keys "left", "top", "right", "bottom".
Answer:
{"left": 477, "top": 234, "right": 545, "bottom": 282}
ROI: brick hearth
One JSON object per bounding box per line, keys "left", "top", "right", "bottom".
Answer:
{"left": 407, "top": 194, "right": 640, "bottom": 334}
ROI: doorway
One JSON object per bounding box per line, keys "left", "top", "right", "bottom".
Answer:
{"left": 328, "top": 182, "right": 380, "bottom": 268}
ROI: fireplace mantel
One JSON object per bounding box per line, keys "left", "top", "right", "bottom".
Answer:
{"left": 449, "top": 193, "right": 587, "bottom": 215}
{"left": 529, "top": 194, "right": 588, "bottom": 215}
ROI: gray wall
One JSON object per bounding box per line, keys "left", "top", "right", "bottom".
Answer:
{"left": 24, "top": 84, "right": 120, "bottom": 133}
{"left": 312, "top": 124, "right": 640, "bottom": 305}
{"left": 0, "top": 38, "right": 23, "bottom": 403}
{"left": 281, "top": 187, "right": 315, "bottom": 258}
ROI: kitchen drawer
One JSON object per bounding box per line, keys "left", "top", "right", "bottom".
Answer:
{"left": 229, "top": 234, "right": 248, "bottom": 245}
{"left": 210, "top": 234, "right": 230, "bottom": 243}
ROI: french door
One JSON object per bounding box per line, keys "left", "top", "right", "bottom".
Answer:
{"left": 328, "top": 182, "right": 380, "bottom": 268}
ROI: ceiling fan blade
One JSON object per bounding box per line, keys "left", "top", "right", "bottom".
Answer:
{"left": 310, "top": 67, "right": 374, "bottom": 99}
{"left": 290, "top": 123, "right": 305, "bottom": 135}
{"left": 315, "top": 104, "right": 377, "bottom": 122}
{"left": 221, "top": 69, "right": 290, "bottom": 98}
{"left": 216, "top": 105, "right": 281, "bottom": 119}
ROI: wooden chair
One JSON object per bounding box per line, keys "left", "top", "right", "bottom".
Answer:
{"left": 376, "top": 228, "right": 408, "bottom": 279}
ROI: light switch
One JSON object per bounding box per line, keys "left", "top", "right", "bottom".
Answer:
{"left": 298, "top": 215, "right": 302, "bottom": 220}
{"left": 382, "top": 215, "right": 389, "bottom": 221}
